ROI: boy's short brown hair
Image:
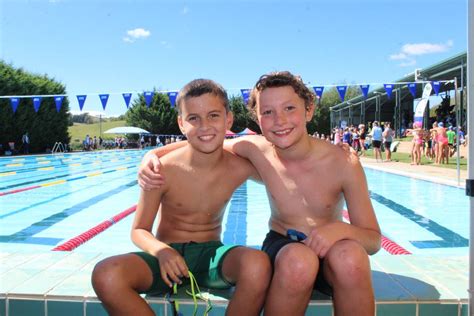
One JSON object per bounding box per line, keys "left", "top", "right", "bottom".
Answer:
{"left": 176, "top": 79, "right": 230, "bottom": 114}
{"left": 248, "top": 71, "right": 316, "bottom": 119}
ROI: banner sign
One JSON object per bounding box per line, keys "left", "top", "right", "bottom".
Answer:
{"left": 122, "top": 93, "right": 132, "bottom": 108}
{"left": 432, "top": 81, "right": 440, "bottom": 96}
{"left": 99, "top": 94, "right": 109, "bottom": 110}
{"left": 359, "top": 85, "right": 370, "bottom": 98}
{"left": 336, "top": 86, "right": 347, "bottom": 101}
{"left": 167, "top": 91, "right": 178, "bottom": 107}
{"left": 33, "top": 97, "right": 42, "bottom": 112}
{"left": 414, "top": 82, "right": 433, "bottom": 126}
{"left": 384, "top": 84, "right": 393, "bottom": 100}
{"left": 55, "top": 96, "right": 64, "bottom": 112}
{"left": 144, "top": 92, "right": 154, "bottom": 108}
{"left": 313, "top": 86, "right": 324, "bottom": 99}
{"left": 77, "top": 95, "right": 87, "bottom": 111}
{"left": 408, "top": 83, "right": 417, "bottom": 98}
{"left": 240, "top": 89, "right": 251, "bottom": 105}
{"left": 10, "top": 97, "right": 19, "bottom": 113}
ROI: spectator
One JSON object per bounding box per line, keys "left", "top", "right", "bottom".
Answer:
{"left": 22, "top": 132, "right": 30, "bottom": 154}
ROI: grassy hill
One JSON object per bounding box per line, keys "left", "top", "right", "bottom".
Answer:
{"left": 68, "top": 120, "right": 126, "bottom": 144}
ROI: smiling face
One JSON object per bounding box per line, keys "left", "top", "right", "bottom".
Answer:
{"left": 178, "top": 93, "right": 233, "bottom": 154}
{"left": 255, "top": 86, "right": 314, "bottom": 150}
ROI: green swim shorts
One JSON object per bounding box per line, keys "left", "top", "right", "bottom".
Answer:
{"left": 132, "top": 240, "right": 239, "bottom": 295}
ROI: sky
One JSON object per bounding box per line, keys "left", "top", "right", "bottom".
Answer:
{"left": 0, "top": 0, "right": 468, "bottom": 117}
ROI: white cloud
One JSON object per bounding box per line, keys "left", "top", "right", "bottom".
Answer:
{"left": 389, "top": 40, "right": 453, "bottom": 67}
{"left": 182, "top": 6, "right": 189, "bottom": 14}
{"left": 401, "top": 40, "right": 453, "bottom": 55}
{"left": 123, "top": 28, "right": 151, "bottom": 43}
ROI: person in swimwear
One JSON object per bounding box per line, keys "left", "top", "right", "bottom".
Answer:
{"left": 432, "top": 121, "right": 449, "bottom": 164}
{"left": 91, "top": 79, "right": 271, "bottom": 316}
{"left": 406, "top": 122, "right": 424, "bottom": 165}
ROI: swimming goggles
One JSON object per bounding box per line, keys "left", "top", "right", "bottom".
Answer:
{"left": 166, "top": 271, "right": 212, "bottom": 316}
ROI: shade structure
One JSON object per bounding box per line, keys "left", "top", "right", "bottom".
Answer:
{"left": 237, "top": 128, "right": 257, "bottom": 135}
{"left": 104, "top": 126, "right": 151, "bottom": 134}
{"left": 225, "top": 130, "right": 236, "bottom": 136}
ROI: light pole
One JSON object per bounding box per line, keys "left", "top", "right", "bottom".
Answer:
{"left": 373, "top": 91, "right": 383, "bottom": 122}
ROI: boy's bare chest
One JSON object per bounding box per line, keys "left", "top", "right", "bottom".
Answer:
{"left": 262, "top": 162, "right": 342, "bottom": 214}
{"left": 163, "top": 169, "right": 239, "bottom": 214}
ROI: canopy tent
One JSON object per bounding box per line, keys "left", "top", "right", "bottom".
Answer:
{"left": 225, "top": 130, "right": 236, "bottom": 136}
{"left": 237, "top": 128, "right": 257, "bottom": 135}
{"left": 104, "top": 126, "right": 150, "bottom": 134}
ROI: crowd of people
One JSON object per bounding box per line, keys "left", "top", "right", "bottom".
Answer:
{"left": 311, "top": 119, "right": 467, "bottom": 166}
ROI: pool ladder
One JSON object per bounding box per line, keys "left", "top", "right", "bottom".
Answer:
{"left": 52, "top": 142, "right": 66, "bottom": 154}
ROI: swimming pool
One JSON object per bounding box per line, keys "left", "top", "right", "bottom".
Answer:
{"left": 0, "top": 150, "right": 469, "bottom": 258}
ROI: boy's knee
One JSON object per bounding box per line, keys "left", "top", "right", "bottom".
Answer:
{"left": 92, "top": 256, "right": 127, "bottom": 295}
{"left": 239, "top": 250, "right": 272, "bottom": 284}
{"left": 326, "top": 240, "right": 370, "bottom": 285}
{"left": 274, "top": 244, "right": 318, "bottom": 290}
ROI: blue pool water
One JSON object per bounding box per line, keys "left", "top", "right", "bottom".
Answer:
{"left": 0, "top": 150, "right": 469, "bottom": 257}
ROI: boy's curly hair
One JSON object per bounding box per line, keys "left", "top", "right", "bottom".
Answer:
{"left": 248, "top": 71, "right": 316, "bottom": 119}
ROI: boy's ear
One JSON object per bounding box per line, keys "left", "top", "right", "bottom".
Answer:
{"left": 226, "top": 111, "right": 234, "bottom": 130}
{"left": 177, "top": 115, "right": 186, "bottom": 135}
{"left": 305, "top": 103, "right": 315, "bottom": 122}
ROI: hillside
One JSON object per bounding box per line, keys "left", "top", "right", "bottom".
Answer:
{"left": 68, "top": 120, "right": 126, "bottom": 143}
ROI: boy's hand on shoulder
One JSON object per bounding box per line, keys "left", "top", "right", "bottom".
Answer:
{"left": 156, "top": 247, "right": 189, "bottom": 288}
{"left": 336, "top": 142, "right": 359, "bottom": 159}
{"left": 303, "top": 223, "right": 342, "bottom": 258}
{"left": 138, "top": 151, "right": 165, "bottom": 190}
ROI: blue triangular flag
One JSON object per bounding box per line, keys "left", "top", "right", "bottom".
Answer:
{"left": 240, "top": 89, "right": 251, "bottom": 105}
{"left": 55, "top": 96, "right": 64, "bottom": 112}
{"left": 408, "top": 83, "right": 417, "bottom": 98}
{"left": 359, "top": 85, "right": 370, "bottom": 98}
{"left": 122, "top": 93, "right": 132, "bottom": 108}
{"left": 313, "top": 86, "right": 324, "bottom": 99}
{"left": 144, "top": 92, "right": 154, "bottom": 108}
{"left": 33, "top": 97, "right": 42, "bottom": 112}
{"left": 432, "top": 81, "right": 440, "bottom": 96}
{"left": 99, "top": 94, "right": 109, "bottom": 110}
{"left": 77, "top": 95, "right": 87, "bottom": 111}
{"left": 10, "top": 97, "right": 19, "bottom": 113}
{"left": 384, "top": 84, "right": 393, "bottom": 100}
{"left": 337, "top": 86, "right": 347, "bottom": 101}
{"left": 167, "top": 91, "right": 178, "bottom": 107}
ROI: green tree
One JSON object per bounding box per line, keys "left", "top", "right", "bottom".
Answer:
{"left": 308, "top": 85, "right": 360, "bottom": 135}
{"left": 0, "top": 61, "right": 70, "bottom": 154}
{"left": 125, "top": 91, "right": 181, "bottom": 136}
{"left": 228, "top": 95, "right": 260, "bottom": 134}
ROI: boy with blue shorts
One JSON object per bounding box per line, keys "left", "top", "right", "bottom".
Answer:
{"left": 92, "top": 79, "right": 271, "bottom": 316}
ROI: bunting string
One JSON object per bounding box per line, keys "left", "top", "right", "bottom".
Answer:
{"left": 0, "top": 79, "right": 455, "bottom": 113}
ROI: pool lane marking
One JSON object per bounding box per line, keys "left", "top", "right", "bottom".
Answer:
{"left": 52, "top": 205, "right": 137, "bottom": 251}
{"left": 369, "top": 191, "right": 468, "bottom": 249}
{"left": 223, "top": 182, "right": 248, "bottom": 246}
{"left": 0, "top": 164, "right": 136, "bottom": 196}
{"left": 0, "top": 172, "right": 16, "bottom": 177}
{"left": 0, "top": 158, "right": 139, "bottom": 190}
{"left": 0, "top": 180, "right": 137, "bottom": 245}
{"left": 0, "top": 169, "right": 137, "bottom": 220}
{"left": 0, "top": 151, "right": 143, "bottom": 175}
{"left": 342, "top": 210, "right": 411, "bottom": 255}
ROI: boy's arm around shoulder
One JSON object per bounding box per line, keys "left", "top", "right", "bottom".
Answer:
{"left": 340, "top": 153, "right": 381, "bottom": 255}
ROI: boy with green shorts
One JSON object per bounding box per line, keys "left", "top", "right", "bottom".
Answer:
{"left": 92, "top": 79, "right": 271, "bottom": 316}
